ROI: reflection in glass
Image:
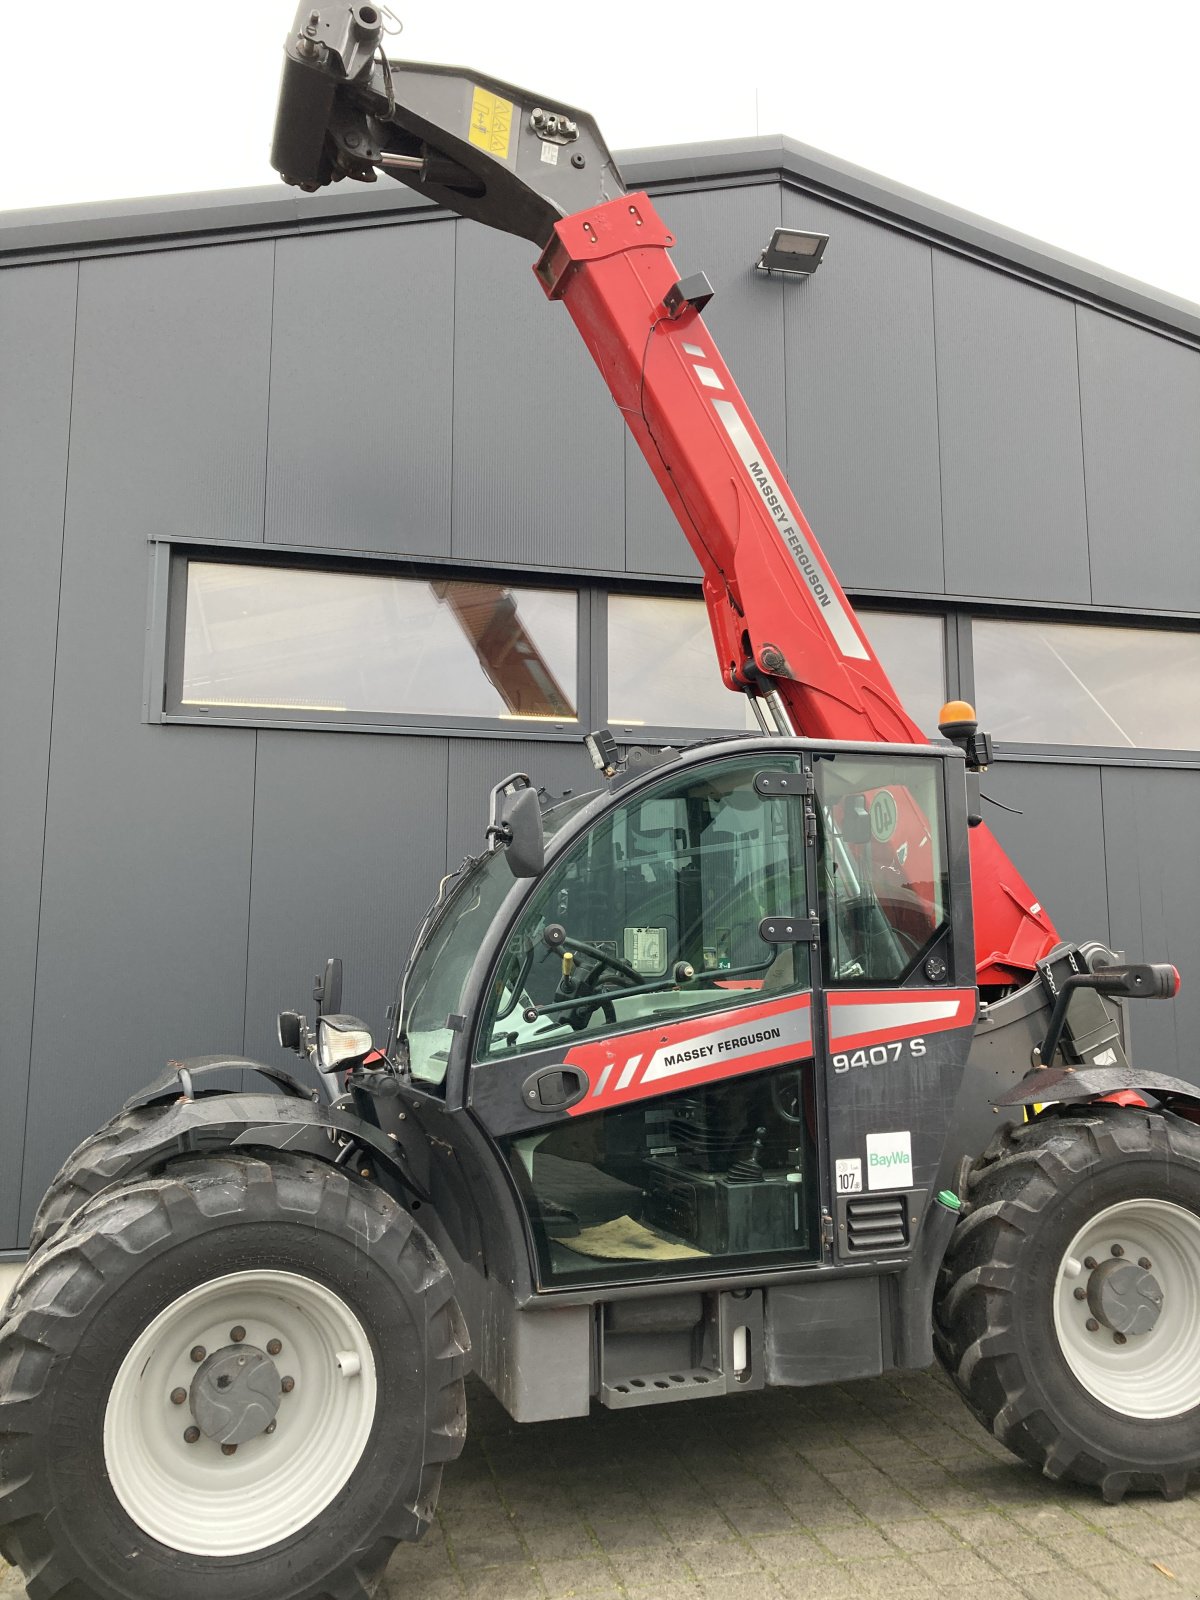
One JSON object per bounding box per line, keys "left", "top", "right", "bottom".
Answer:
{"left": 181, "top": 563, "right": 577, "bottom": 721}
{"left": 607, "top": 594, "right": 755, "bottom": 733}
{"left": 607, "top": 594, "right": 945, "bottom": 736}
{"left": 480, "top": 756, "right": 810, "bottom": 1060}
{"left": 974, "top": 619, "right": 1200, "bottom": 750}
{"left": 815, "top": 752, "right": 950, "bottom": 986}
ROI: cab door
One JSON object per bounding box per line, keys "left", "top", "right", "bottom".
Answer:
{"left": 466, "top": 750, "right": 824, "bottom": 1288}
{"left": 811, "top": 749, "right": 978, "bottom": 1254}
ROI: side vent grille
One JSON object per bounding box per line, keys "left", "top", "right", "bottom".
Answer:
{"left": 845, "top": 1194, "right": 908, "bottom": 1253}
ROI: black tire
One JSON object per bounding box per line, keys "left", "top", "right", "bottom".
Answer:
{"left": 0, "top": 1153, "right": 468, "bottom": 1600}
{"left": 935, "top": 1106, "right": 1200, "bottom": 1502}
{"left": 27, "top": 1103, "right": 177, "bottom": 1254}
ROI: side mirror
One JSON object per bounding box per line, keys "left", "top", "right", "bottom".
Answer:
{"left": 501, "top": 786, "right": 545, "bottom": 879}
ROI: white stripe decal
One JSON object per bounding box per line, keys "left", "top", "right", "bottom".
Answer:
{"left": 711, "top": 398, "right": 869, "bottom": 661}
{"left": 615, "top": 1054, "right": 642, "bottom": 1092}
{"left": 641, "top": 1005, "right": 811, "bottom": 1085}
{"left": 830, "top": 999, "right": 963, "bottom": 1043}
{"left": 694, "top": 365, "right": 724, "bottom": 390}
{"left": 592, "top": 1063, "right": 614, "bottom": 1098}
{"left": 682, "top": 342, "right": 706, "bottom": 356}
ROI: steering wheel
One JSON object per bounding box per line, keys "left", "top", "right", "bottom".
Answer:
{"left": 542, "top": 923, "right": 645, "bottom": 988}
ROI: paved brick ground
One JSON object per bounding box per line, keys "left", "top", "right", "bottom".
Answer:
{"left": 4, "top": 1366, "right": 1199, "bottom": 1599}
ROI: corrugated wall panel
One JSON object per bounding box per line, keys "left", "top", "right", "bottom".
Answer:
{"left": 0, "top": 262, "right": 77, "bottom": 1247}
{"left": 783, "top": 193, "right": 943, "bottom": 594}
{"left": 1101, "top": 766, "right": 1199, "bottom": 1085}
{"left": 934, "top": 254, "right": 1089, "bottom": 603}
{"left": 1077, "top": 310, "right": 1200, "bottom": 612}
{"left": 450, "top": 220, "right": 625, "bottom": 570}
{"left": 20, "top": 245, "right": 272, "bottom": 1237}
{"left": 625, "top": 184, "right": 786, "bottom": 579}
{"left": 970, "top": 761, "right": 1110, "bottom": 951}
{"left": 241, "top": 730, "right": 450, "bottom": 1065}
{"left": 266, "top": 220, "right": 456, "bottom": 556}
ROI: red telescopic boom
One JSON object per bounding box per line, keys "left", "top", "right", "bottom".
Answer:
{"left": 270, "top": 12, "right": 1059, "bottom": 986}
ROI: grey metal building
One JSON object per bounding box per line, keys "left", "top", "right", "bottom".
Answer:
{"left": 2, "top": 137, "right": 1198, "bottom": 1255}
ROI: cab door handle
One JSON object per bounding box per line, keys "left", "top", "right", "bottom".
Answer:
{"left": 521, "top": 1066, "right": 589, "bottom": 1110}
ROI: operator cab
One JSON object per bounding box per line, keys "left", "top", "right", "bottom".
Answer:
{"left": 398, "top": 735, "right": 976, "bottom": 1292}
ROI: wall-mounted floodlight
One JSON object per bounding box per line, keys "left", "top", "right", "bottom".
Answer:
{"left": 756, "top": 228, "right": 829, "bottom": 277}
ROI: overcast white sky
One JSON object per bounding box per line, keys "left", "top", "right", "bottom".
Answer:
{"left": 2, "top": 0, "right": 1197, "bottom": 305}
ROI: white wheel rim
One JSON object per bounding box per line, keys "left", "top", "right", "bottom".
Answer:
{"left": 104, "top": 1269, "right": 378, "bottom": 1555}
{"left": 1053, "top": 1198, "right": 1200, "bottom": 1419}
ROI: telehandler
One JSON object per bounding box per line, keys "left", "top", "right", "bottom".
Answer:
{"left": 2, "top": 6, "right": 1198, "bottom": 1596}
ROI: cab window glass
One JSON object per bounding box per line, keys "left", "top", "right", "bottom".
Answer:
{"left": 814, "top": 754, "right": 949, "bottom": 985}
{"left": 479, "top": 757, "right": 810, "bottom": 1060}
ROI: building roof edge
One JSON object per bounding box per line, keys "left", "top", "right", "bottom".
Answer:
{"left": 2, "top": 135, "right": 1197, "bottom": 343}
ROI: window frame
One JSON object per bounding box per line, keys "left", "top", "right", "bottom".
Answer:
{"left": 153, "top": 542, "right": 594, "bottom": 742}
{"left": 144, "top": 539, "right": 1200, "bottom": 769}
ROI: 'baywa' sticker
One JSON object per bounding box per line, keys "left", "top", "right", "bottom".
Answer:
{"left": 865, "top": 1130, "right": 913, "bottom": 1190}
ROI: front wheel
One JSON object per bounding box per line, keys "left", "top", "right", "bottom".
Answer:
{"left": 0, "top": 1153, "right": 468, "bottom": 1599}
{"left": 935, "top": 1106, "right": 1200, "bottom": 1502}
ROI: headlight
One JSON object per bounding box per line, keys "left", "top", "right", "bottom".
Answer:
{"left": 316, "top": 1013, "right": 374, "bottom": 1073}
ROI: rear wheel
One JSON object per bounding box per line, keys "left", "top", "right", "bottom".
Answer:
{"left": 935, "top": 1106, "right": 1200, "bottom": 1501}
{"left": 0, "top": 1153, "right": 468, "bottom": 1599}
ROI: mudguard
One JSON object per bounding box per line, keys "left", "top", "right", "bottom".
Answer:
{"left": 107, "top": 1068, "right": 430, "bottom": 1203}
{"left": 124, "top": 1055, "right": 318, "bottom": 1108}
{"left": 994, "top": 1064, "right": 1200, "bottom": 1108}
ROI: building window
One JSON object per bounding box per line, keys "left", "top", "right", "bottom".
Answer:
{"left": 973, "top": 618, "right": 1200, "bottom": 750}
{"left": 606, "top": 594, "right": 946, "bottom": 737}
{"left": 856, "top": 611, "right": 947, "bottom": 738}
{"left": 606, "top": 593, "right": 756, "bottom": 735}
{"left": 176, "top": 561, "right": 579, "bottom": 727}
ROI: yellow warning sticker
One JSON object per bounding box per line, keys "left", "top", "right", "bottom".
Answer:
{"left": 468, "top": 86, "right": 514, "bottom": 162}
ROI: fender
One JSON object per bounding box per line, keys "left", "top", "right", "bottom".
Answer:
{"left": 994, "top": 1064, "right": 1200, "bottom": 1111}
{"left": 107, "top": 1060, "right": 432, "bottom": 1204}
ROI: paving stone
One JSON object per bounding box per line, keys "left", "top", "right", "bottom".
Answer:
{"left": 880, "top": 1517, "right": 965, "bottom": 1553}
{"left": 695, "top": 1575, "right": 785, "bottom": 1600}
{"left": 677, "top": 1538, "right": 765, "bottom": 1578}
{"left": 909, "top": 1548, "right": 998, "bottom": 1586}
{"left": 380, "top": 1575, "right": 467, "bottom": 1600}
{"left": 605, "top": 1546, "right": 693, "bottom": 1588}
{"left": 462, "top": 1565, "right": 546, "bottom": 1600}
{"left": 585, "top": 1516, "right": 670, "bottom": 1553}
{"left": 1092, "top": 1558, "right": 1189, "bottom": 1600}
{"left": 536, "top": 1556, "right": 618, "bottom": 1597}
{"left": 978, "top": 1538, "right": 1066, "bottom": 1577}
{"left": 1010, "top": 1575, "right": 1101, "bottom": 1600}
{"left": 933, "top": 1511, "right": 1014, "bottom": 1544}
{"left": 818, "top": 1523, "right": 895, "bottom": 1561}
{"left": 623, "top": 1584, "right": 702, "bottom": 1600}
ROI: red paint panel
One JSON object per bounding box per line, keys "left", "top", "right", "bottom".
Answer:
{"left": 563, "top": 992, "right": 813, "bottom": 1116}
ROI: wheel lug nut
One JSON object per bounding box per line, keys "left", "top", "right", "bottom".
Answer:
{"left": 190, "top": 1346, "right": 206, "bottom": 1363}
{"left": 230, "top": 1325, "right": 246, "bottom": 1343}
{"left": 221, "top": 1443, "right": 238, "bottom": 1456}
{"left": 281, "top": 1375, "right": 295, "bottom": 1394}
{"left": 183, "top": 1426, "right": 201, "bottom": 1444}
{"left": 1110, "top": 1244, "right": 1124, "bottom": 1257}
{"left": 1085, "top": 1318, "right": 1100, "bottom": 1333}
{"left": 1114, "top": 1332, "right": 1128, "bottom": 1345}
{"left": 1073, "top": 1287, "right": 1087, "bottom": 1301}
{"left": 1139, "top": 1257, "right": 1152, "bottom": 1270}
{"left": 1084, "top": 1256, "right": 1098, "bottom": 1270}
{"left": 170, "top": 1387, "right": 187, "bottom": 1405}
{"left": 267, "top": 1339, "right": 282, "bottom": 1356}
